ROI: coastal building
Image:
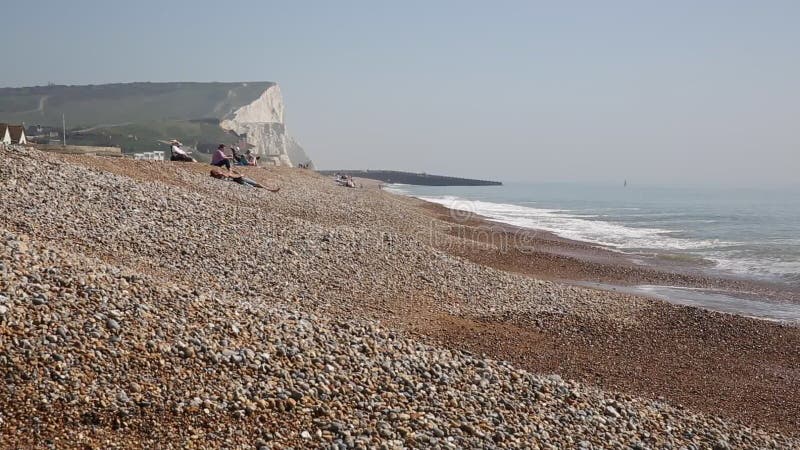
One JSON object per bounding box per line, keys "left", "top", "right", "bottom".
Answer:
{"left": 25, "top": 125, "right": 60, "bottom": 142}
{"left": 132, "top": 151, "right": 164, "bottom": 161}
{"left": 0, "top": 124, "right": 11, "bottom": 145}
{"left": 2, "top": 124, "right": 27, "bottom": 144}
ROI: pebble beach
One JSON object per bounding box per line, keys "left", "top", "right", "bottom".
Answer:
{"left": 1, "top": 145, "right": 799, "bottom": 449}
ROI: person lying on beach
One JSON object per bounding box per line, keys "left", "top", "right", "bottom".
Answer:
{"left": 209, "top": 168, "right": 280, "bottom": 192}
{"left": 169, "top": 140, "right": 196, "bottom": 162}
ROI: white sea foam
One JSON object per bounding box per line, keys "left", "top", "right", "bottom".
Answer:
{"left": 706, "top": 253, "right": 800, "bottom": 280}
{"left": 382, "top": 184, "right": 412, "bottom": 196}
{"left": 385, "top": 185, "right": 799, "bottom": 284}
{"left": 418, "top": 195, "right": 727, "bottom": 251}
{"left": 632, "top": 285, "right": 800, "bottom": 322}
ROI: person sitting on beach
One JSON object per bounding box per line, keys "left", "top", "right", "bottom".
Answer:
{"left": 236, "top": 150, "right": 252, "bottom": 166}
{"left": 245, "top": 150, "right": 258, "bottom": 166}
{"left": 169, "top": 140, "right": 195, "bottom": 162}
{"left": 211, "top": 144, "right": 234, "bottom": 170}
{"left": 335, "top": 174, "right": 356, "bottom": 188}
{"left": 209, "top": 168, "right": 280, "bottom": 192}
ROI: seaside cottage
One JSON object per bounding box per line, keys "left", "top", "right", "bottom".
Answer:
{"left": 7, "top": 125, "right": 27, "bottom": 144}
{"left": 0, "top": 124, "right": 12, "bottom": 145}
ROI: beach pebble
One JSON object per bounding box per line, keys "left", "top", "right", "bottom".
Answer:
{"left": 106, "top": 318, "right": 121, "bottom": 331}
{"left": 0, "top": 146, "right": 796, "bottom": 449}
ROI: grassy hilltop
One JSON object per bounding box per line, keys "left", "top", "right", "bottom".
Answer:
{"left": 0, "top": 82, "right": 274, "bottom": 153}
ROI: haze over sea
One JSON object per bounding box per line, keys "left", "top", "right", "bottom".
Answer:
{"left": 387, "top": 182, "right": 800, "bottom": 287}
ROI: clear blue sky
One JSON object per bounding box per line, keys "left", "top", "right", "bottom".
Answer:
{"left": 2, "top": 1, "right": 798, "bottom": 186}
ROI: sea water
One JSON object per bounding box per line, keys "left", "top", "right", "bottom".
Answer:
{"left": 387, "top": 182, "right": 800, "bottom": 287}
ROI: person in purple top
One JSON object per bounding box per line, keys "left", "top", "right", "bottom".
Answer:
{"left": 211, "top": 144, "right": 233, "bottom": 170}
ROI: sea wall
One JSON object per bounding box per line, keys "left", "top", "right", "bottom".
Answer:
{"left": 34, "top": 144, "right": 123, "bottom": 157}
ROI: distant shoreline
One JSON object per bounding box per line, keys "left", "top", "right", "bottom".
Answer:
{"left": 318, "top": 170, "right": 502, "bottom": 186}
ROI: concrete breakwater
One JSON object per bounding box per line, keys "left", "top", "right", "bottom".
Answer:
{"left": 320, "top": 169, "right": 502, "bottom": 186}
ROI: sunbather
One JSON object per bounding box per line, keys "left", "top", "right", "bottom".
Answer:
{"left": 209, "top": 168, "right": 280, "bottom": 192}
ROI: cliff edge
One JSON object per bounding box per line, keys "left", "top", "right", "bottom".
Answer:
{"left": 221, "top": 84, "right": 311, "bottom": 167}
{"left": 0, "top": 82, "right": 312, "bottom": 167}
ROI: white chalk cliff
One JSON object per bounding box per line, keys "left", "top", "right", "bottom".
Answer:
{"left": 220, "top": 85, "right": 312, "bottom": 167}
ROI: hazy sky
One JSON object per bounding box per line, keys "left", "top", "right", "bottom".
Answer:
{"left": 2, "top": 1, "right": 798, "bottom": 186}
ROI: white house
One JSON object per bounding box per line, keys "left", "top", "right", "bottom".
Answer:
{"left": 132, "top": 151, "right": 164, "bottom": 161}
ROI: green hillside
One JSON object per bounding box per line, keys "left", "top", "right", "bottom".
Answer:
{"left": 66, "top": 120, "right": 239, "bottom": 158}
{"left": 0, "top": 82, "right": 273, "bottom": 127}
{"left": 0, "top": 82, "right": 274, "bottom": 154}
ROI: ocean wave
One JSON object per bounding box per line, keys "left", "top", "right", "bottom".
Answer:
{"left": 418, "top": 195, "right": 730, "bottom": 251}
{"left": 389, "top": 187, "right": 799, "bottom": 284}
{"left": 706, "top": 253, "right": 800, "bottom": 281}
{"left": 382, "top": 184, "right": 412, "bottom": 195}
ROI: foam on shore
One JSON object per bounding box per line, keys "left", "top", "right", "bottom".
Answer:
{"left": 387, "top": 185, "right": 800, "bottom": 285}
